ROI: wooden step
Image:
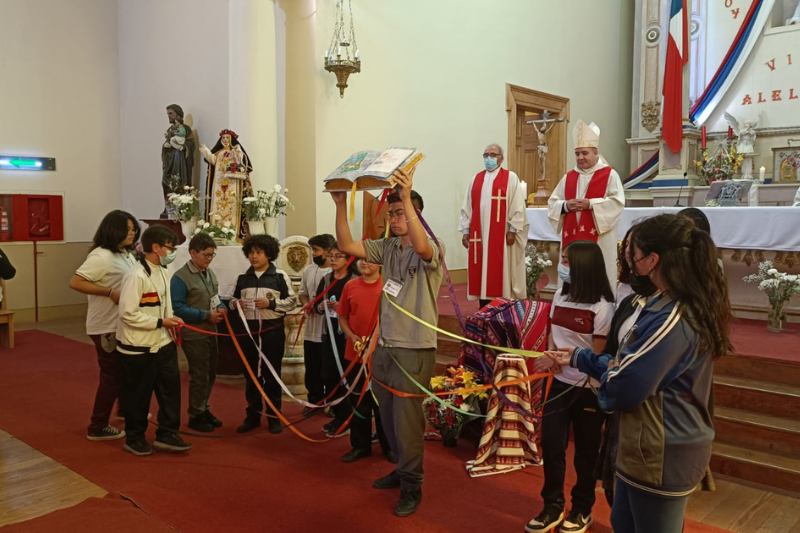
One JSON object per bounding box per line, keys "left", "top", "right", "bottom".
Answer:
{"left": 711, "top": 442, "right": 800, "bottom": 494}
{"left": 714, "top": 375, "right": 800, "bottom": 419}
{"left": 714, "top": 406, "right": 800, "bottom": 460}
{"left": 434, "top": 352, "right": 457, "bottom": 375}
{"left": 437, "top": 315, "right": 463, "bottom": 336}
{"left": 715, "top": 354, "right": 800, "bottom": 388}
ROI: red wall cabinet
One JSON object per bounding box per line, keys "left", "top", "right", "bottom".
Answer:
{"left": 10, "top": 194, "right": 64, "bottom": 242}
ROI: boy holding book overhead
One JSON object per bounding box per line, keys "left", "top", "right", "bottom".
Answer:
{"left": 229, "top": 234, "right": 296, "bottom": 435}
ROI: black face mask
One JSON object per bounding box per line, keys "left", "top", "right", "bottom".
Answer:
{"left": 629, "top": 273, "right": 657, "bottom": 297}
{"left": 312, "top": 255, "right": 326, "bottom": 267}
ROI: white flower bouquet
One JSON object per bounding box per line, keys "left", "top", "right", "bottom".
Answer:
{"left": 166, "top": 186, "right": 201, "bottom": 222}
{"left": 525, "top": 244, "right": 552, "bottom": 299}
{"left": 743, "top": 261, "right": 800, "bottom": 330}
{"left": 195, "top": 220, "right": 236, "bottom": 244}
{"left": 262, "top": 184, "right": 294, "bottom": 218}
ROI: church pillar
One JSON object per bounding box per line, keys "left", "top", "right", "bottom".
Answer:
{"left": 228, "top": 0, "right": 279, "bottom": 194}
{"left": 280, "top": 0, "right": 317, "bottom": 238}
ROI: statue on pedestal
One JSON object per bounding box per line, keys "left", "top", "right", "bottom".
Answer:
{"left": 161, "top": 104, "right": 195, "bottom": 218}
{"left": 724, "top": 111, "right": 759, "bottom": 155}
{"left": 199, "top": 130, "right": 253, "bottom": 242}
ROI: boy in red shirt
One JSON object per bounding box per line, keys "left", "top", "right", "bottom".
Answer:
{"left": 337, "top": 260, "right": 395, "bottom": 464}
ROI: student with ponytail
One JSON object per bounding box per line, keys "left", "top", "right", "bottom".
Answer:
{"left": 547, "top": 214, "right": 732, "bottom": 533}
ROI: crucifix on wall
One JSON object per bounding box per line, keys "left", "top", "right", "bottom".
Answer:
{"left": 527, "top": 110, "right": 565, "bottom": 207}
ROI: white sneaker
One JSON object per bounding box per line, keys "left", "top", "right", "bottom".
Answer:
{"left": 525, "top": 510, "right": 564, "bottom": 533}
{"left": 560, "top": 511, "right": 593, "bottom": 533}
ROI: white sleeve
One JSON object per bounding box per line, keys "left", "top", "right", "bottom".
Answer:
{"left": 593, "top": 300, "right": 615, "bottom": 337}
{"left": 200, "top": 145, "right": 216, "bottom": 164}
{"left": 459, "top": 178, "right": 474, "bottom": 234}
{"left": 589, "top": 169, "right": 626, "bottom": 235}
{"left": 547, "top": 175, "right": 568, "bottom": 234}
{"left": 75, "top": 250, "right": 108, "bottom": 284}
{"left": 507, "top": 172, "right": 526, "bottom": 233}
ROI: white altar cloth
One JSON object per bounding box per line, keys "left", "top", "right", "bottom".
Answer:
{"left": 168, "top": 245, "right": 250, "bottom": 298}
{"left": 527, "top": 207, "right": 800, "bottom": 251}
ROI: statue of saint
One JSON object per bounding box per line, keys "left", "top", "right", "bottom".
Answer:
{"left": 161, "top": 104, "right": 195, "bottom": 217}
{"left": 199, "top": 129, "right": 253, "bottom": 242}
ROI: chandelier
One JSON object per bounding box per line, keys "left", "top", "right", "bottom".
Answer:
{"left": 324, "top": 0, "right": 360, "bottom": 98}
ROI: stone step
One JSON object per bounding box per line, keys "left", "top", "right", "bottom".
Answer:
{"left": 714, "top": 406, "right": 800, "bottom": 460}
{"left": 711, "top": 442, "right": 800, "bottom": 495}
{"left": 714, "top": 353, "right": 800, "bottom": 388}
{"left": 714, "top": 375, "right": 800, "bottom": 419}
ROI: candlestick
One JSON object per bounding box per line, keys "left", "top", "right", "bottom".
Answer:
{"left": 728, "top": 126, "right": 734, "bottom": 139}
{"left": 701, "top": 126, "right": 707, "bottom": 149}
{"left": 759, "top": 166, "right": 766, "bottom": 182}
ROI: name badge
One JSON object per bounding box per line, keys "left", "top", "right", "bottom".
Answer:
{"left": 383, "top": 278, "right": 403, "bottom": 298}
{"left": 210, "top": 295, "right": 221, "bottom": 310}
{"left": 243, "top": 300, "right": 257, "bottom": 311}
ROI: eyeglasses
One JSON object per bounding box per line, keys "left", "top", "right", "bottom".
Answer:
{"left": 386, "top": 210, "right": 405, "bottom": 220}
{"left": 163, "top": 245, "right": 176, "bottom": 252}
{"left": 201, "top": 252, "right": 217, "bottom": 260}
{"left": 483, "top": 152, "right": 501, "bottom": 158}
{"left": 330, "top": 254, "right": 347, "bottom": 260}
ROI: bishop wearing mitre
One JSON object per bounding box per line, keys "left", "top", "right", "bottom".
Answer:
{"left": 548, "top": 120, "right": 625, "bottom": 292}
{"left": 459, "top": 143, "right": 528, "bottom": 306}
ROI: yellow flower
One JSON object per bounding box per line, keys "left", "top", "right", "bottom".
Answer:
{"left": 430, "top": 376, "right": 445, "bottom": 391}
{"left": 461, "top": 370, "right": 475, "bottom": 383}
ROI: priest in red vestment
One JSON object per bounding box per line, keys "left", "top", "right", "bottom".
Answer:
{"left": 547, "top": 121, "right": 625, "bottom": 293}
{"left": 460, "top": 143, "right": 528, "bottom": 306}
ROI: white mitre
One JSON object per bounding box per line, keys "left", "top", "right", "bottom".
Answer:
{"left": 573, "top": 120, "right": 601, "bottom": 149}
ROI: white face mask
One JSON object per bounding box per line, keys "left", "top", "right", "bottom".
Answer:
{"left": 160, "top": 249, "right": 177, "bottom": 266}
{"left": 557, "top": 263, "right": 571, "bottom": 284}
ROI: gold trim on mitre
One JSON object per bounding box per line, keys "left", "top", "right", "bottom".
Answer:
{"left": 573, "top": 120, "right": 601, "bottom": 149}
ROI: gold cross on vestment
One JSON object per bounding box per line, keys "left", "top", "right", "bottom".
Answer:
{"left": 469, "top": 231, "right": 481, "bottom": 264}
{"left": 492, "top": 189, "right": 506, "bottom": 223}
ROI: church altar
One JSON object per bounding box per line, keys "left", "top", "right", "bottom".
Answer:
{"left": 526, "top": 207, "right": 800, "bottom": 322}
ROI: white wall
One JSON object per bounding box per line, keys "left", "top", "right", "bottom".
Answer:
{"left": 0, "top": 0, "right": 121, "bottom": 242}
{"left": 118, "top": 0, "right": 230, "bottom": 220}
{"left": 313, "top": 0, "right": 635, "bottom": 270}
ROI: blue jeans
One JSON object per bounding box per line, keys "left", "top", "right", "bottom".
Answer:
{"left": 612, "top": 477, "right": 688, "bottom": 533}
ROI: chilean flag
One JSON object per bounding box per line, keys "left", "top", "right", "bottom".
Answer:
{"left": 662, "top": 0, "right": 688, "bottom": 154}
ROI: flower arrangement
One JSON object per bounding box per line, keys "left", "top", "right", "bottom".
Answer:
{"left": 166, "top": 186, "right": 201, "bottom": 222}
{"left": 423, "top": 366, "right": 487, "bottom": 446}
{"left": 225, "top": 161, "right": 246, "bottom": 174}
{"left": 743, "top": 261, "right": 800, "bottom": 331}
{"left": 262, "top": 184, "right": 294, "bottom": 218}
{"left": 781, "top": 152, "right": 800, "bottom": 171}
{"left": 525, "top": 243, "right": 552, "bottom": 299}
{"left": 694, "top": 144, "right": 744, "bottom": 183}
{"left": 195, "top": 220, "right": 236, "bottom": 244}
{"left": 242, "top": 192, "right": 268, "bottom": 222}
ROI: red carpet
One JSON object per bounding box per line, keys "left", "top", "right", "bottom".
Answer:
{"left": 0, "top": 331, "right": 729, "bottom": 533}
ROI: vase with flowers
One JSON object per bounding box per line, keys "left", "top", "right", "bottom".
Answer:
{"left": 166, "top": 185, "right": 201, "bottom": 239}
{"left": 525, "top": 243, "right": 552, "bottom": 300}
{"left": 743, "top": 261, "right": 800, "bottom": 332}
{"left": 423, "top": 366, "right": 487, "bottom": 447}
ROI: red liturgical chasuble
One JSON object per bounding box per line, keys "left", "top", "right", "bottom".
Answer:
{"left": 562, "top": 167, "right": 612, "bottom": 248}
{"left": 468, "top": 168, "right": 509, "bottom": 298}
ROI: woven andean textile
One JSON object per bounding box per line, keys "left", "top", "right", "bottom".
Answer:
{"left": 466, "top": 354, "right": 545, "bottom": 477}
{"left": 458, "top": 298, "right": 550, "bottom": 383}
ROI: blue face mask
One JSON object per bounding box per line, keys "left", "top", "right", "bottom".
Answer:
{"left": 557, "top": 263, "right": 571, "bottom": 284}
{"left": 484, "top": 157, "right": 499, "bottom": 172}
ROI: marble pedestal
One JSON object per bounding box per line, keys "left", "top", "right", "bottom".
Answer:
{"left": 282, "top": 308, "right": 307, "bottom": 396}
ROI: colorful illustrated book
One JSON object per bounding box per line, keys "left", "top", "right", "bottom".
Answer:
{"left": 324, "top": 147, "right": 423, "bottom": 191}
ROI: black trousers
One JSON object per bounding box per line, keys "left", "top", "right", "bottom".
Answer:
{"left": 540, "top": 378, "right": 607, "bottom": 515}
{"left": 119, "top": 343, "right": 181, "bottom": 443}
{"left": 346, "top": 361, "right": 389, "bottom": 452}
{"left": 320, "top": 332, "right": 350, "bottom": 423}
{"left": 241, "top": 327, "right": 285, "bottom": 418}
{"left": 303, "top": 340, "right": 326, "bottom": 405}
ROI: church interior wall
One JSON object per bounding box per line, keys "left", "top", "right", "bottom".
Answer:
{"left": 311, "top": 0, "right": 635, "bottom": 270}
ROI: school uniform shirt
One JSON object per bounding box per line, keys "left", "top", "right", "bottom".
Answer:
{"left": 550, "top": 290, "right": 613, "bottom": 387}
{"left": 337, "top": 277, "right": 383, "bottom": 362}
{"left": 76, "top": 247, "right": 137, "bottom": 335}
{"left": 116, "top": 259, "right": 175, "bottom": 354}
{"left": 230, "top": 264, "right": 296, "bottom": 325}
{"left": 298, "top": 264, "right": 331, "bottom": 343}
{"left": 315, "top": 272, "right": 356, "bottom": 341}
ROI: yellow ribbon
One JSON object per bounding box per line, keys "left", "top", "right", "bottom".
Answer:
{"left": 349, "top": 180, "right": 358, "bottom": 221}
{"left": 383, "top": 294, "right": 544, "bottom": 359}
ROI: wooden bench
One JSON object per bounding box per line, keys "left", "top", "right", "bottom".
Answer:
{"left": 0, "top": 278, "right": 14, "bottom": 349}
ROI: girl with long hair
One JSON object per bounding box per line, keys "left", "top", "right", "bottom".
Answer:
{"left": 526, "top": 240, "right": 614, "bottom": 533}
{"left": 547, "top": 214, "right": 732, "bottom": 533}
{"left": 69, "top": 210, "right": 140, "bottom": 441}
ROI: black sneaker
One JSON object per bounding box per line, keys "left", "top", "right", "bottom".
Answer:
{"left": 154, "top": 433, "right": 192, "bottom": 453}
{"left": 237, "top": 417, "right": 261, "bottom": 434}
{"left": 373, "top": 471, "right": 401, "bottom": 489}
{"left": 205, "top": 410, "right": 222, "bottom": 428}
{"left": 341, "top": 447, "right": 371, "bottom": 463}
{"left": 268, "top": 418, "right": 283, "bottom": 434}
{"left": 322, "top": 420, "right": 336, "bottom": 433}
{"left": 87, "top": 426, "right": 126, "bottom": 441}
{"left": 525, "top": 509, "right": 564, "bottom": 533}
{"left": 559, "top": 510, "right": 593, "bottom": 533}
{"left": 188, "top": 415, "right": 214, "bottom": 433}
{"left": 394, "top": 489, "right": 422, "bottom": 517}
{"left": 123, "top": 439, "right": 154, "bottom": 457}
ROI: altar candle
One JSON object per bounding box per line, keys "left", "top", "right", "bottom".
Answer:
{"left": 760, "top": 166, "right": 766, "bottom": 182}
{"left": 701, "top": 126, "right": 707, "bottom": 149}
{"left": 728, "top": 126, "right": 734, "bottom": 139}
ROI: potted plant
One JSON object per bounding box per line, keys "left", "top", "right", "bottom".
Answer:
{"left": 743, "top": 261, "right": 800, "bottom": 332}
{"left": 262, "top": 184, "right": 294, "bottom": 237}
{"left": 195, "top": 220, "right": 237, "bottom": 246}
{"left": 424, "top": 366, "right": 487, "bottom": 447}
{"left": 166, "top": 186, "right": 201, "bottom": 239}
{"left": 242, "top": 191, "right": 268, "bottom": 236}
